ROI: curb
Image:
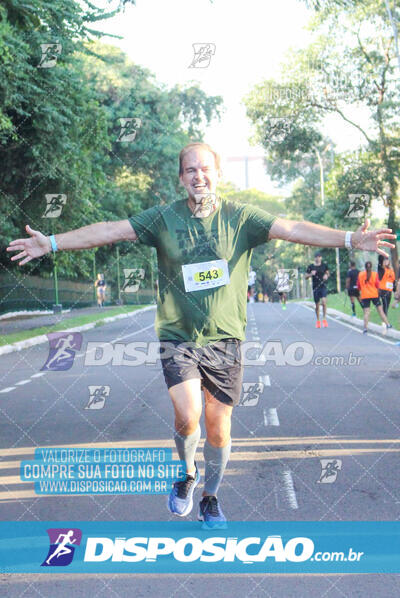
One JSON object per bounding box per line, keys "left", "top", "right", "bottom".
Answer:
{"left": 0, "top": 305, "right": 156, "bottom": 356}
{"left": 0, "top": 309, "right": 72, "bottom": 321}
{"left": 298, "top": 301, "right": 400, "bottom": 341}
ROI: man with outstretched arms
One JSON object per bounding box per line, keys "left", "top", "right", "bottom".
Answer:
{"left": 7, "top": 142, "right": 395, "bottom": 528}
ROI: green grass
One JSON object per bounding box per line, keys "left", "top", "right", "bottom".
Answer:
{"left": 0, "top": 305, "right": 149, "bottom": 347}
{"left": 303, "top": 292, "right": 399, "bottom": 329}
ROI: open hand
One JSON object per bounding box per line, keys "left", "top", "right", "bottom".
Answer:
{"left": 351, "top": 219, "right": 396, "bottom": 257}
{"left": 6, "top": 225, "right": 51, "bottom": 265}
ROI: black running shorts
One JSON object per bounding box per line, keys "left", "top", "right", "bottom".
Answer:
{"left": 159, "top": 339, "right": 243, "bottom": 407}
{"left": 313, "top": 286, "right": 327, "bottom": 304}
{"left": 361, "top": 297, "right": 381, "bottom": 308}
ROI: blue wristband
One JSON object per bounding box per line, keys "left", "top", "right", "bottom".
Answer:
{"left": 49, "top": 234, "right": 58, "bottom": 252}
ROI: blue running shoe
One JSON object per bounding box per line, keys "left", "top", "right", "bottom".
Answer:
{"left": 198, "top": 496, "right": 227, "bottom": 529}
{"left": 168, "top": 463, "right": 200, "bottom": 517}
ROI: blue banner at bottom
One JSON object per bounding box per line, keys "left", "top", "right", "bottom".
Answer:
{"left": 0, "top": 521, "right": 399, "bottom": 574}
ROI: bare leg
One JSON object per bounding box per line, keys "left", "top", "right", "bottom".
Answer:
{"left": 363, "top": 307, "right": 370, "bottom": 330}
{"left": 168, "top": 379, "right": 202, "bottom": 476}
{"left": 376, "top": 305, "right": 389, "bottom": 326}
{"left": 315, "top": 301, "right": 320, "bottom": 320}
{"left": 322, "top": 297, "right": 327, "bottom": 318}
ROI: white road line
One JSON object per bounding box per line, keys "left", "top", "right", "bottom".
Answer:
{"left": 268, "top": 408, "right": 280, "bottom": 426}
{"left": 281, "top": 469, "right": 299, "bottom": 510}
{"left": 77, "top": 323, "right": 156, "bottom": 358}
{"left": 259, "top": 375, "right": 271, "bottom": 386}
{"left": 112, "top": 323, "right": 155, "bottom": 343}
{"left": 0, "top": 321, "right": 156, "bottom": 393}
{"left": 1, "top": 372, "right": 44, "bottom": 394}
{"left": 299, "top": 303, "right": 398, "bottom": 345}
{"left": 263, "top": 407, "right": 280, "bottom": 426}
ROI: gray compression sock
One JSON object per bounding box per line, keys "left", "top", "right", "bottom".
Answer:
{"left": 174, "top": 425, "right": 201, "bottom": 476}
{"left": 203, "top": 438, "right": 232, "bottom": 496}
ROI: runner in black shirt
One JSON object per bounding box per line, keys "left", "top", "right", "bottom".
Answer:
{"left": 346, "top": 260, "right": 361, "bottom": 316}
{"left": 305, "top": 251, "right": 330, "bottom": 328}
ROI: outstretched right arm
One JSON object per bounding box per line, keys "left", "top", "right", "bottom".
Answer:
{"left": 6, "top": 220, "right": 137, "bottom": 266}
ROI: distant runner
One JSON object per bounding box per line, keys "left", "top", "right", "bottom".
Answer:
{"left": 357, "top": 261, "right": 392, "bottom": 334}
{"left": 306, "top": 252, "right": 330, "bottom": 328}
{"left": 377, "top": 255, "right": 395, "bottom": 315}
{"left": 395, "top": 265, "right": 400, "bottom": 309}
{"left": 345, "top": 260, "right": 361, "bottom": 317}
{"left": 248, "top": 268, "right": 256, "bottom": 303}
{"left": 94, "top": 273, "right": 106, "bottom": 308}
{"left": 274, "top": 267, "right": 290, "bottom": 310}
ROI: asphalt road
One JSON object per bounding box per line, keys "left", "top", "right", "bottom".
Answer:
{"left": 1, "top": 302, "right": 399, "bottom": 597}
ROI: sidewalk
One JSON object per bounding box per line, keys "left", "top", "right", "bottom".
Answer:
{"left": 0, "top": 306, "right": 115, "bottom": 336}
{"left": 299, "top": 301, "right": 400, "bottom": 341}
{"left": 0, "top": 304, "right": 156, "bottom": 356}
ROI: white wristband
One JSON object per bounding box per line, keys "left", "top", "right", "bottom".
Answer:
{"left": 344, "top": 231, "right": 353, "bottom": 250}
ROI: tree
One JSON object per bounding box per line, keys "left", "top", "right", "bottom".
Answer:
{"left": 245, "top": 0, "right": 400, "bottom": 273}
{"left": 0, "top": 1, "right": 222, "bottom": 287}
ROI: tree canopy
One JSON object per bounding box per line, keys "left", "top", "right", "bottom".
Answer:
{"left": 0, "top": 0, "right": 222, "bottom": 288}
{"left": 245, "top": 0, "right": 400, "bottom": 276}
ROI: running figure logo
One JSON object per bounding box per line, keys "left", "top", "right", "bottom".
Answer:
{"left": 41, "top": 332, "right": 82, "bottom": 371}
{"left": 117, "top": 117, "right": 142, "bottom": 142}
{"left": 188, "top": 43, "right": 216, "bottom": 68}
{"left": 85, "top": 385, "right": 110, "bottom": 410}
{"left": 42, "top": 194, "right": 67, "bottom": 218}
{"left": 122, "top": 268, "right": 145, "bottom": 292}
{"left": 275, "top": 269, "right": 298, "bottom": 293}
{"left": 239, "top": 382, "right": 264, "bottom": 407}
{"left": 41, "top": 528, "right": 82, "bottom": 567}
{"left": 345, "top": 194, "right": 369, "bottom": 219}
{"left": 318, "top": 459, "right": 342, "bottom": 483}
{"left": 192, "top": 193, "right": 217, "bottom": 218}
{"left": 37, "top": 43, "right": 62, "bottom": 68}
{"left": 268, "top": 118, "right": 292, "bottom": 143}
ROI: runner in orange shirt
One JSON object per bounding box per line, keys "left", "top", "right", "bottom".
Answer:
{"left": 377, "top": 255, "right": 395, "bottom": 315}
{"left": 357, "top": 261, "right": 392, "bottom": 334}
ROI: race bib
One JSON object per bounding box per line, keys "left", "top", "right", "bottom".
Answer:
{"left": 182, "top": 259, "right": 230, "bottom": 292}
{"left": 386, "top": 281, "right": 393, "bottom": 290}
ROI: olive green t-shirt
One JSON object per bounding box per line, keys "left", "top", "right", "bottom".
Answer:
{"left": 129, "top": 198, "right": 276, "bottom": 346}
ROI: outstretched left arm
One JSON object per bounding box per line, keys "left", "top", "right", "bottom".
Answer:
{"left": 269, "top": 218, "right": 395, "bottom": 258}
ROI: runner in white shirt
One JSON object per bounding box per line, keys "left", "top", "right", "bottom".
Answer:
{"left": 274, "top": 267, "right": 291, "bottom": 310}
{"left": 247, "top": 268, "right": 257, "bottom": 303}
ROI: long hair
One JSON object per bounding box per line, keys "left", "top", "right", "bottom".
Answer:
{"left": 377, "top": 255, "right": 385, "bottom": 281}
{"left": 365, "top": 261, "right": 372, "bottom": 283}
